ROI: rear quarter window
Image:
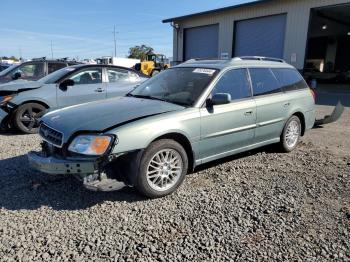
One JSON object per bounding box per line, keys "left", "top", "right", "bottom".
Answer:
{"left": 249, "top": 68, "right": 281, "bottom": 96}
{"left": 272, "top": 68, "right": 308, "bottom": 91}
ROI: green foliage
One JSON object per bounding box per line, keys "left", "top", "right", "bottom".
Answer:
{"left": 128, "top": 45, "right": 154, "bottom": 60}
{"left": 1, "top": 56, "right": 19, "bottom": 61}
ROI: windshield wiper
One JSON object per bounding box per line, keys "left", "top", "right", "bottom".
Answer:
{"left": 126, "top": 93, "right": 168, "bottom": 103}
{"left": 126, "top": 93, "right": 190, "bottom": 107}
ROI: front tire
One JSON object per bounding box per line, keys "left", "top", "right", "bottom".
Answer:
{"left": 14, "top": 103, "right": 46, "bottom": 134}
{"left": 136, "top": 139, "right": 188, "bottom": 198}
{"left": 280, "top": 115, "right": 301, "bottom": 152}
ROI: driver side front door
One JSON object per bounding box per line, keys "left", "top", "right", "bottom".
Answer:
{"left": 199, "top": 69, "right": 257, "bottom": 164}
{"left": 57, "top": 67, "right": 106, "bottom": 108}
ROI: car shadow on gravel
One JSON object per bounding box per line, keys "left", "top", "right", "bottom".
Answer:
{"left": 0, "top": 129, "right": 28, "bottom": 136}
{"left": 0, "top": 155, "right": 147, "bottom": 211}
{"left": 0, "top": 145, "right": 281, "bottom": 211}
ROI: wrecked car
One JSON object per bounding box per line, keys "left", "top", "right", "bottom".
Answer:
{"left": 0, "top": 58, "right": 79, "bottom": 84}
{"left": 0, "top": 63, "right": 11, "bottom": 72}
{"left": 28, "top": 57, "right": 322, "bottom": 198}
{"left": 0, "top": 64, "right": 148, "bottom": 133}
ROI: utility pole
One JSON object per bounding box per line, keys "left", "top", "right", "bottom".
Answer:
{"left": 18, "top": 47, "right": 22, "bottom": 61}
{"left": 113, "top": 25, "right": 117, "bottom": 57}
{"left": 50, "top": 40, "right": 54, "bottom": 59}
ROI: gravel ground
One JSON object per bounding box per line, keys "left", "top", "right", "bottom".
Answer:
{"left": 0, "top": 105, "right": 349, "bottom": 261}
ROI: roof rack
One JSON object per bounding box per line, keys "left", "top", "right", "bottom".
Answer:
{"left": 30, "top": 57, "right": 77, "bottom": 62}
{"left": 183, "top": 56, "right": 286, "bottom": 65}
{"left": 234, "top": 56, "right": 286, "bottom": 63}
{"left": 58, "top": 57, "right": 69, "bottom": 61}
{"left": 183, "top": 58, "right": 228, "bottom": 64}
{"left": 32, "top": 57, "right": 46, "bottom": 61}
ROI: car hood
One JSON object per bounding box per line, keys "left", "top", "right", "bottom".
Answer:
{"left": 42, "top": 96, "right": 185, "bottom": 143}
{"left": 0, "top": 80, "right": 43, "bottom": 92}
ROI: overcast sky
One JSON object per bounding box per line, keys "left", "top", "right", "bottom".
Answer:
{"left": 0, "top": 0, "right": 254, "bottom": 60}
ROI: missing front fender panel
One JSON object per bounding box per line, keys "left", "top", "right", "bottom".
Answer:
{"left": 102, "top": 150, "right": 143, "bottom": 187}
{"left": 80, "top": 151, "right": 142, "bottom": 192}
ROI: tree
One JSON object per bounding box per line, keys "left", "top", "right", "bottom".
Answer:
{"left": 1, "top": 56, "right": 19, "bottom": 61}
{"left": 9, "top": 56, "right": 19, "bottom": 61}
{"left": 128, "top": 45, "right": 154, "bottom": 60}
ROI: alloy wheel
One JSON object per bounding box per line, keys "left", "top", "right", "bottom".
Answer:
{"left": 146, "top": 149, "right": 183, "bottom": 192}
{"left": 285, "top": 120, "right": 300, "bottom": 148}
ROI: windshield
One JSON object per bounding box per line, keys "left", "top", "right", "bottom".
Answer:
{"left": 0, "top": 64, "right": 17, "bottom": 76}
{"left": 39, "top": 66, "right": 77, "bottom": 84}
{"left": 130, "top": 67, "right": 218, "bottom": 106}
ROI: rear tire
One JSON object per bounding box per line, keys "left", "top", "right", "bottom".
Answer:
{"left": 280, "top": 115, "right": 301, "bottom": 152}
{"left": 136, "top": 139, "right": 188, "bottom": 198}
{"left": 14, "top": 103, "right": 46, "bottom": 134}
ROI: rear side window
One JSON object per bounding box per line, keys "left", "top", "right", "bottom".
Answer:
{"left": 212, "top": 69, "right": 251, "bottom": 101}
{"left": 272, "top": 68, "right": 308, "bottom": 91}
{"left": 69, "top": 68, "right": 102, "bottom": 85}
{"left": 48, "top": 63, "right": 66, "bottom": 74}
{"left": 249, "top": 68, "right": 281, "bottom": 96}
{"left": 107, "top": 68, "right": 130, "bottom": 82}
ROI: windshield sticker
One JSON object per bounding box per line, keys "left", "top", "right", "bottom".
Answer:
{"left": 193, "top": 68, "right": 216, "bottom": 75}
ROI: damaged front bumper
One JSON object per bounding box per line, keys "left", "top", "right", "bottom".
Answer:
{"left": 28, "top": 151, "right": 96, "bottom": 175}
{"left": 28, "top": 151, "right": 126, "bottom": 191}
{"left": 0, "top": 108, "right": 9, "bottom": 128}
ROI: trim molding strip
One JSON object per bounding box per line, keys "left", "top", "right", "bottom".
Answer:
{"left": 203, "top": 117, "right": 285, "bottom": 140}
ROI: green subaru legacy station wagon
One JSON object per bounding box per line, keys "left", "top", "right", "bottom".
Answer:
{"left": 28, "top": 57, "right": 316, "bottom": 198}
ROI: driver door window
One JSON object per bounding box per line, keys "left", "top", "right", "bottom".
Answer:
{"left": 17, "top": 63, "right": 45, "bottom": 80}
{"left": 211, "top": 69, "right": 252, "bottom": 101}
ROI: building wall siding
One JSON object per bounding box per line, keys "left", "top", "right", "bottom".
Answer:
{"left": 172, "top": 0, "right": 350, "bottom": 69}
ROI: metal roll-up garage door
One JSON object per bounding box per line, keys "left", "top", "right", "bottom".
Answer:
{"left": 234, "top": 14, "right": 287, "bottom": 58}
{"left": 184, "top": 24, "right": 219, "bottom": 61}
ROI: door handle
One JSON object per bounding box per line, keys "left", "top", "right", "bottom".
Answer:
{"left": 244, "top": 110, "right": 253, "bottom": 116}
{"left": 94, "top": 88, "right": 104, "bottom": 92}
{"left": 284, "top": 102, "right": 291, "bottom": 107}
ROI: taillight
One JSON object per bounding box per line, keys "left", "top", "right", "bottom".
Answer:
{"left": 309, "top": 88, "right": 316, "bottom": 102}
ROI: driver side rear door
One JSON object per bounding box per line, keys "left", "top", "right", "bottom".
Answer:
{"left": 56, "top": 67, "right": 106, "bottom": 108}
{"left": 105, "top": 67, "right": 142, "bottom": 98}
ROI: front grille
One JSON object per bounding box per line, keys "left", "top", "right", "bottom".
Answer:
{"left": 39, "top": 123, "right": 63, "bottom": 147}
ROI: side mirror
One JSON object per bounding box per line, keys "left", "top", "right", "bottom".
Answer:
{"left": 59, "top": 79, "right": 75, "bottom": 91}
{"left": 12, "top": 71, "right": 22, "bottom": 80}
{"left": 208, "top": 93, "right": 231, "bottom": 106}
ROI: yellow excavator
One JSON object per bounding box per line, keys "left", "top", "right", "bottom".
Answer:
{"left": 134, "top": 53, "right": 170, "bottom": 77}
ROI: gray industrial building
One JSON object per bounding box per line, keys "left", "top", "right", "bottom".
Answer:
{"left": 163, "top": 0, "right": 350, "bottom": 86}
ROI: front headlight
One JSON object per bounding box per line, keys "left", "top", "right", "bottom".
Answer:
{"left": 0, "top": 95, "right": 13, "bottom": 106}
{"left": 68, "top": 135, "right": 114, "bottom": 156}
